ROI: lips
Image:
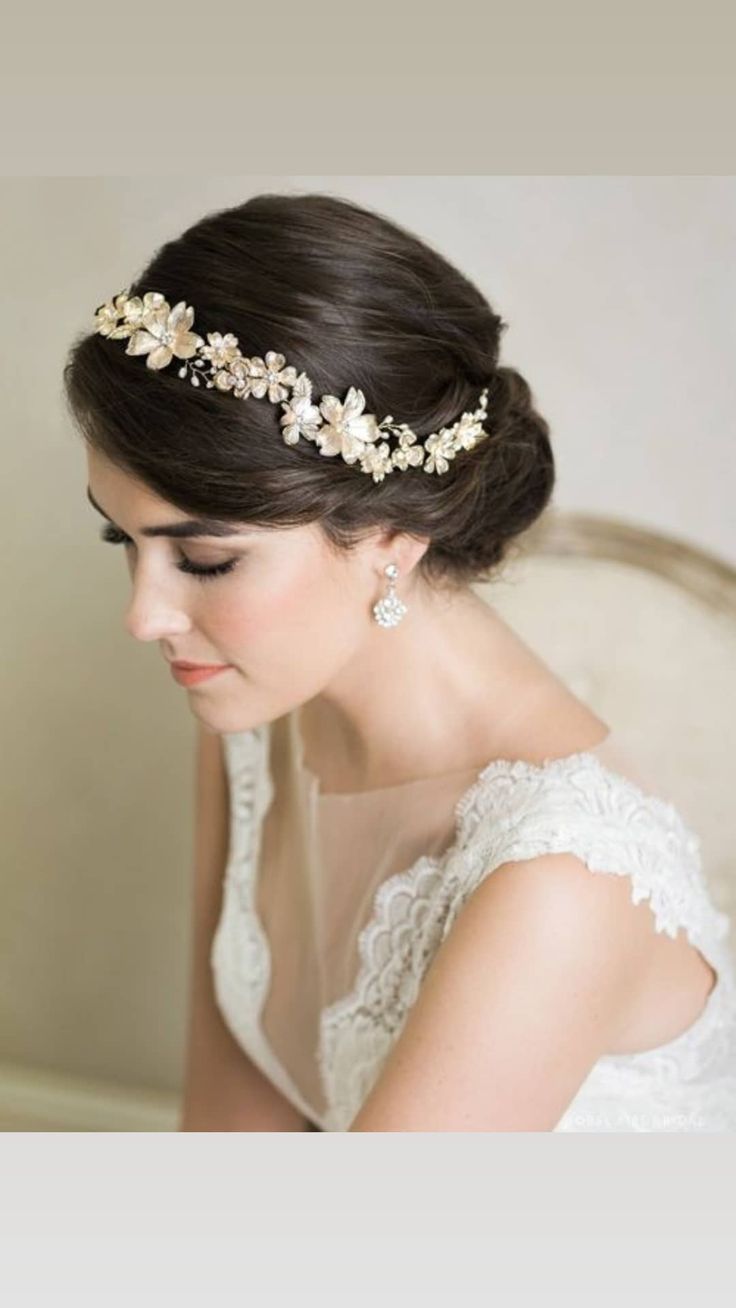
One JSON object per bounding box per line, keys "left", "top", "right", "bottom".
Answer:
{"left": 171, "top": 661, "right": 229, "bottom": 670}
{"left": 170, "top": 662, "right": 233, "bottom": 687}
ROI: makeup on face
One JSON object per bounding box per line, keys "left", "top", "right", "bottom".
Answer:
{"left": 169, "top": 663, "right": 234, "bottom": 687}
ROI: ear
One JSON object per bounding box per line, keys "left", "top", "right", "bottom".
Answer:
{"left": 372, "top": 529, "right": 431, "bottom": 577}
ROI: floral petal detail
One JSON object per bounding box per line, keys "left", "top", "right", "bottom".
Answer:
{"left": 291, "top": 372, "right": 313, "bottom": 402}
{"left": 317, "top": 426, "right": 343, "bottom": 456}
{"left": 169, "top": 301, "right": 194, "bottom": 332}
{"left": 346, "top": 414, "right": 380, "bottom": 443}
{"left": 342, "top": 436, "right": 367, "bottom": 462}
{"left": 125, "top": 330, "right": 159, "bottom": 356}
{"left": 173, "top": 332, "right": 204, "bottom": 358}
{"left": 302, "top": 403, "right": 322, "bottom": 426}
{"left": 341, "top": 387, "right": 366, "bottom": 423}
{"left": 93, "top": 303, "right": 115, "bottom": 327}
{"left": 143, "top": 307, "right": 169, "bottom": 339}
{"left": 147, "top": 344, "right": 173, "bottom": 369}
{"left": 265, "top": 351, "right": 286, "bottom": 370}
{"left": 123, "top": 297, "right": 144, "bottom": 323}
{"left": 319, "top": 395, "right": 342, "bottom": 425}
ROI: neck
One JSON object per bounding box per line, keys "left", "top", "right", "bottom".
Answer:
{"left": 299, "top": 582, "right": 552, "bottom": 790}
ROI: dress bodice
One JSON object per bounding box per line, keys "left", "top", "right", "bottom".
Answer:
{"left": 210, "top": 708, "right": 736, "bottom": 1131}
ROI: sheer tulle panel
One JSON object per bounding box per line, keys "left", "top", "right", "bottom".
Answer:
{"left": 253, "top": 711, "right": 482, "bottom": 1118}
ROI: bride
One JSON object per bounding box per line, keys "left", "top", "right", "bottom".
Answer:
{"left": 64, "top": 190, "right": 736, "bottom": 1131}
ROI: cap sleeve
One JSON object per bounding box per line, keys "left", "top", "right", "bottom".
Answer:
{"left": 440, "top": 752, "right": 731, "bottom": 960}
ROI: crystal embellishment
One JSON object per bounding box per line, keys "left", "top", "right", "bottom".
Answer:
{"left": 372, "top": 563, "right": 408, "bottom": 627}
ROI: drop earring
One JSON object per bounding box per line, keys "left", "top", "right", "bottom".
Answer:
{"left": 372, "top": 563, "right": 408, "bottom": 628}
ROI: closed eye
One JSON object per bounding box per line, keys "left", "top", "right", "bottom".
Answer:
{"left": 99, "top": 524, "right": 240, "bottom": 582}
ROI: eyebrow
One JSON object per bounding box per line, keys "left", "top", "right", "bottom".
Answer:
{"left": 86, "top": 486, "right": 247, "bottom": 539}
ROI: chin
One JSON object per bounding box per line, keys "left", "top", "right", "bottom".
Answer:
{"left": 190, "top": 693, "right": 271, "bottom": 736}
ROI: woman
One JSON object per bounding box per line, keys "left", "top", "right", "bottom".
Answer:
{"left": 63, "top": 191, "right": 736, "bottom": 1131}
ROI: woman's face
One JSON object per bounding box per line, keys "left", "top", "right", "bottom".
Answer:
{"left": 85, "top": 447, "right": 404, "bottom": 733}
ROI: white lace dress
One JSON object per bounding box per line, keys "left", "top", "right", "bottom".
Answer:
{"left": 210, "top": 707, "right": 736, "bottom": 1131}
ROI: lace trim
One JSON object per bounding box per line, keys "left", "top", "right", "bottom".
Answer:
{"left": 210, "top": 727, "right": 320, "bottom": 1125}
{"left": 450, "top": 751, "right": 730, "bottom": 945}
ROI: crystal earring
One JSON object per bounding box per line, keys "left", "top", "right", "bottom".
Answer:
{"left": 372, "top": 563, "right": 408, "bottom": 628}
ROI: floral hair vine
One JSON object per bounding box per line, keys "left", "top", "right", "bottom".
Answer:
{"left": 93, "top": 289, "right": 492, "bottom": 484}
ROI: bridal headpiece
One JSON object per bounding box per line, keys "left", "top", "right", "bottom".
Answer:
{"left": 93, "top": 289, "right": 492, "bottom": 484}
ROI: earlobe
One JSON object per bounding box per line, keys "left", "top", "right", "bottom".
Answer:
{"left": 376, "top": 537, "right": 431, "bottom": 585}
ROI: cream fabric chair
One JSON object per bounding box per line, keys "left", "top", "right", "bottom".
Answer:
{"left": 473, "top": 508, "right": 736, "bottom": 960}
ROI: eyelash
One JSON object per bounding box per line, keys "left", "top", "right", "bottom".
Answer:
{"left": 99, "top": 525, "right": 239, "bottom": 582}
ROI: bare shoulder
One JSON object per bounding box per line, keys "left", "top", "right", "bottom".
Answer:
{"left": 349, "top": 850, "right": 653, "bottom": 1131}
{"left": 497, "top": 671, "right": 612, "bottom": 764}
{"left": 430, "top": 851, "right": 658, "bottom": 1028}
{"left": 460, "top": 851, "right": 658, "bottom": 975}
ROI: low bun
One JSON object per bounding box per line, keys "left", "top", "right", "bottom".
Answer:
{"left": 411, "top": 364, "right": 555, "bottom": 590}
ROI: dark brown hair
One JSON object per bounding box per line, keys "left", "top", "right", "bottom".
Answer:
{"left": 63, "top": 191, "right": 555, "bottom": 591}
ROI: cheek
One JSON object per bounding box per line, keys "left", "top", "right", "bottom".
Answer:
{"left": 207, "top": 552, "right": 358, "bottom": 657}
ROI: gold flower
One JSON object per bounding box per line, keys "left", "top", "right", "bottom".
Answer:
{"left": 94, "top": 290, "right": 132, "bottom": 334}
{"left": 94, "top": 291, "right": 165, "bottom": 341}
{"left": 200, "top": 332, "right": 241, "bottom": 370}
{"left": 390, "top": 432, "right": 426, "bottom": 471}
{"left": 279, "top": 373, "right": 324, "bottom": 445}
{"left": 360, "top": 441, "right": 394, "bottom": 483}
{"left": 316, "top": 387, "right": 381, "bottom": 462}
{"left": 423, "top": 429, "right": 458, "bottom": 475}
{"left": 247, "top": 351, "right": 298, "bottom": 403}
{"left": 125, "top": 300, "right": 204, "bottom": 371}
{"left": 224, "top": 357, "right": 254, "bottom": 398}
{"left": 453, "top": 412, "right": 485, "bottom": 450}
{"left": 93, "top": 297, "right": 124, "bottom": 337}
{"left": 109, "top": 297, "right": 145, "bottom": 338}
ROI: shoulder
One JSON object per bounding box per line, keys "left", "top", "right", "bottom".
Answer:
{"left": 451, "top": 848, "right": 658, "bottom": 980}
{"left": 453, "top": 742, "right": 696, "bottom": 897}
{"left": 437, "top": 848, "right": 660, "bottom": 1074}
{"left": 349, "top": 847, "right": 655, "bottom": 1130}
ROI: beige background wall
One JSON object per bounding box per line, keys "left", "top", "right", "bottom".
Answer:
{"left": 2, "top": 177, "right": 734, "bottom": 1103}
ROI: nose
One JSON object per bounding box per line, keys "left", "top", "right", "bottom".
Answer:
{"left": 124, "top": 572, "right": 192, "bottom": 643}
